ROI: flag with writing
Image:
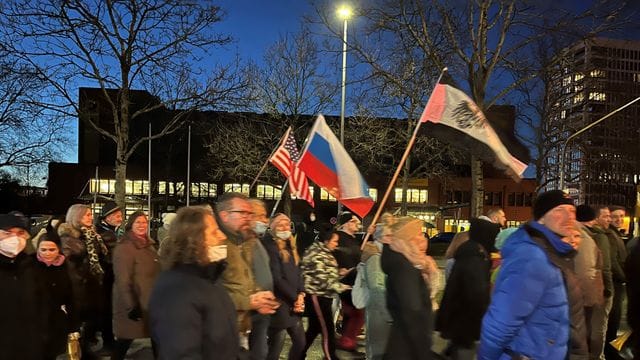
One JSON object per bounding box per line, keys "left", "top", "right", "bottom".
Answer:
{"left": 420, "top": 69, "right": 529, "bottom": 179}
{"left": 270, "top": 127, "right": 315, "bottom": 207}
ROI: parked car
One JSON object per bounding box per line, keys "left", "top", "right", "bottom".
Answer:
{"left": 427, "top": 231, "right": 456, "bottom": 257}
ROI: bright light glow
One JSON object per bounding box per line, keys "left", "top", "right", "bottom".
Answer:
{"left": 337, "top": 5, "right": 352, "bottom": 19}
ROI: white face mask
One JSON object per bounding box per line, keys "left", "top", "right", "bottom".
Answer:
{"left": 276, "top": 231, "right": 291, "bottom": 240}
{"left": 207, "top": 245, "right": 227, "bottom": 263}
{"left": 253, "top": 221, "right": 268, "bottom": 236}
{"left": 0, "top": 235, "right": 27, "bottom": 258}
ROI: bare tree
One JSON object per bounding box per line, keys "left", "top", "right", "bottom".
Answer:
{"left": 0, "top": 0, "right": 247, "bottom": 208}
{"left": 313, "top": 0, "right": 635, "bottom": 216}
{"left": 0, "top": 60, "right": 67, "bottom": 171}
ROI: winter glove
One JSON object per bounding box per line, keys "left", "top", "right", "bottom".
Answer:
{"left": 128, "top": 305, "right": 142, "bottom": 321}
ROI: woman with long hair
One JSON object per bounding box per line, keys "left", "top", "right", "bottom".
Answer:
{"left": 149, "top": 206, "right": 239, "bottom": 359}
{"left": 58, "top": 204, "right": 109, "bottom": 357}
{"left": 262, "top": 213, "right": 305, "bottom": 360}
{"left": 111, "top": 211, "right": 160, "bottom": 359}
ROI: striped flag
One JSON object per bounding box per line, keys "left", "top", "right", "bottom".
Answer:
{"left": 270, "top": 127, "right": 315, "bottom": 207}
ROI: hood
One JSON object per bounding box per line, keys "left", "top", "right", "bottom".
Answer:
{"left": 57, "top": 222, "right": 81, "bottom": 239}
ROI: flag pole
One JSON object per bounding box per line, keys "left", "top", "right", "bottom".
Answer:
{"left": 270, "top": 180, "right": 289, "bottom": 217}
{"left": 360, "top": 68, "right": 448, "bottom": 250}
{"left": 250, "top": 127, "right": 292, "bottom": 192}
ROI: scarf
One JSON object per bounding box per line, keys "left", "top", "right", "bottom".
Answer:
{"left": 37, "top": 253, "right": 66, "bottom": 267}
{"left": 80, "top": 226, "right": 108, "bottom": 278}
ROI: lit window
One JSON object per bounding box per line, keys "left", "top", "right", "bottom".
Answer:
{"left": 368, "top": 188, "right": 378, "bottom": 202}
{"left": 590, "top": 69, "right": 606, "bottom": 78}
{"left": 573, "top": 92, "right": 584, "bottom": 104}
{"left": 394, "top": 188, "right": 428, "bottom": 203}
{"left": 320, "top": 189, "right": 337, "bottom": 202}
{"left": 256, "top": 184, "right": 283, "bottom": 200}
{"left": 223, "top": 183, "right": 249, "bottom": 195}
{"left": 158, "top": 181, "right": 167, "bottom": 195}
{"left": 574, "top": 73, "right": 584, "bottom": 81}
{"left": 125, "top": 180, "right": 133, "bottom": 195}
{"left": 588, "top": 92, "right": 606, "bottom": 101}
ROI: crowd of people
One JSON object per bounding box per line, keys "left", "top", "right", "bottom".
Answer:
{"left": 1, "top": 189, "right": 638, "bottom": 359}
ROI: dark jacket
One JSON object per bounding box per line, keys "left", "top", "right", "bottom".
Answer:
{"left": 334, "top": 230, "right": 361, "bottom": 285}
{"left": 585, "top": 225, "right": 613, "bottom": 299}
{"left": 149, "top": 262, "right": 239, "bottom": 360}
{"left": 625, "top": 243, "right": 640, "bottom": 332}
{"left": 261, "top": 233, "right": 304, "bottom": 329}
{"left": 605, "top": 228, "right": 627, "bottom": 283}
{"left": 35, "top": 257, "right": 78, "bottom": 358}
{"left": 96, "top": 220, "right": 119, "bottom": 263}
{"left": 436, "top": 218, "right": 499, "bottom": 347}
{"left": 381, "top": 244, "right": 432, "bottom": 359}
{"left": 0, "top": 253, "right": 46, "bottom": 360}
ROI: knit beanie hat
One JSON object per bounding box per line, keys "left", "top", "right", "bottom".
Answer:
{"left": 533, "top": 190, "right": 574, "bottom": 220}
{"left": 338, "top": 211, "right": 356, "bottom": 226}
{"left": 0, "top": 212, "right": 30, "bottom": 232}
{"left": 576, "top": 204, "right": 596, "bottom": 222}
{"left": 100, "top": 201, "right": 121, "bottom": 219}
{"left": 391, "top": 217, "right": 423, "bottom": 243}
{"left": 269, "top": 213, "right": 290, "bottom": 231}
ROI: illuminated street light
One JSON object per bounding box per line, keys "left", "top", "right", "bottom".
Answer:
{"left": 337, "top": 4, "right": 352, "bottom": 214}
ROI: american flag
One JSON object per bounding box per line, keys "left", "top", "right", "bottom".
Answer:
{"left": 270, "top": 128, "right": 315, "bottom": 207}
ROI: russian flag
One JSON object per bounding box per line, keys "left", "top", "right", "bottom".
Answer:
{"left": 298, "top": 115, "right": 374, "bottom": 218}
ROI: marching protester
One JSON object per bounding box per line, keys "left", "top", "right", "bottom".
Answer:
{"left": 111, "top": 211, "right": 160, "bottom": 359}
{"left": 381, "top": 216, "right": 437, "bottom": 359}
{"left": 59, "top": 203, "right": 109, "bottom": 358}
{"left": 575, "top": 204, "right": 607, "bottom": 359}
{"left": 215, "top": 193, "right": 280, "bottom": 357}
{"left": 95, "top": 200, "right": 123, "bottom": 354}
{"left": 247, "top": 198, "right": 276, "bottom": 360}
{"left": 149, "top": 206, "right": 239, "bottom": 359}
{"left": 479, "top": 190, "right": 581, "bottom": 360}
{"left": 36, "top": 220, "right": 79, "bottom": 360}
{"left": 333, "top": 211, "right": 364, "bottom": 352}
{"left": 262, "top": 213, "right": 306, "bottom": 360}
{"left": 437, "top": 217, "right": 500, "bottom": 360}
{"left": 360, "top": 219, "right": 393, "bottom": 360}
{"left": 0, "top": 212, "right": 46, "bottom": 359}
{"left": 301, "top": 228, "right": 351, "bottom": 360}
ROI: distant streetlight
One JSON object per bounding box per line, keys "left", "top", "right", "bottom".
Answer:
{"left": 337, "top": 5, "right": 352, "bottom": 146}
{"left": 337, "top": 4, "right": 352, "bottom": 215}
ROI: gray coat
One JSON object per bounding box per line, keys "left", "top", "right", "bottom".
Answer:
{"left": 112, "top": 232, "right": 160, "bottom": 339}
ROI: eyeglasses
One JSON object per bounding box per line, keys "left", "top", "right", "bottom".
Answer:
{"left": 228, "top": 210, "right": 254, "bottom": 217}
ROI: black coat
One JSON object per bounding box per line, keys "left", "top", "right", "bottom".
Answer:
{"left": 149, "top": 262, "right": 239, "bottom": 360}
{"left": 381, "top": 244, "right": 432, "bottom": 359}
{"left": 35, "top": 258, "right": 79, "bottom": 358}
{"left": 0, "top": 253, "right": 46, "bottom": 360}
{"left": 262, "top": 233, "right": 304, "bottom": 329}
{"left": 625, "top": 243, "right": 640, "bottom": 332}
{"left": 435, "top": 240, "right": 491, "bottom": 346}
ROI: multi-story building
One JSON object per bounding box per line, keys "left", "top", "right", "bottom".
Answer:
{"left": 44, "top": 88, "right": 535, "bottom": 232}
{"left": 544, "top": 37, "right": 640, "bottom": 211}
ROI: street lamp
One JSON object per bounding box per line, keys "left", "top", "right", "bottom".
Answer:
{"left": 337, "top": 4, "right": 352, "bottom": 215}
{"left": 337, "top": 4, "right": 352, "bottom": 146}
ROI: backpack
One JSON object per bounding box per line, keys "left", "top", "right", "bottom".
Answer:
{"left": 351, "top": 262, "right": 369, "bottom": 309}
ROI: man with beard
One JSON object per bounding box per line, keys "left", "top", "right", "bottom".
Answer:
{"left": 216, "top": 193, "right": 279, "bottom": 358}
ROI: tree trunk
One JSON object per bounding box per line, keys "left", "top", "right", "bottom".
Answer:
{"left": 470, "top": 156, "right": 484, "bottom": 218}
{"left": 114, "top": 157, "right": 127, "bottom": 211}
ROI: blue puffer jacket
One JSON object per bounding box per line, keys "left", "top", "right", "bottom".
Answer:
{"left": 479, "top": 221, "right": 573, "bottom": 360}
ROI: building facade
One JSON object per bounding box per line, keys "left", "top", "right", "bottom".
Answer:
{"left": 544, "top": 37, "right": 640, "bottom": 212}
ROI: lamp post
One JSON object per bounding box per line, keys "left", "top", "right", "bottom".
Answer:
{"left": 337, "top": 5, "right": 352, "bottom": 146}
{"left": 337, "top": 5, "right": 352, "bottom": 215}
{"left": 558, "top": 95, "right": 640, "bottom": 190}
